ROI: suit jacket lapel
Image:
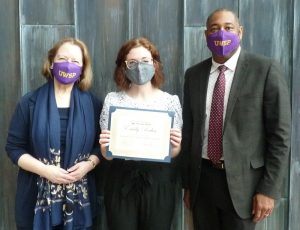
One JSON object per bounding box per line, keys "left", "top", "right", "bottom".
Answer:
{"left": 223, "top": 50, "right": 249, "bottom": 132}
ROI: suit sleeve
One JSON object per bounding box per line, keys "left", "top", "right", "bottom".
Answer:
{"left": 180, "top": 69, "right": 193, "bottom": 189}
{"left": 256, "top": 61, "right": 291, "bottom": 198}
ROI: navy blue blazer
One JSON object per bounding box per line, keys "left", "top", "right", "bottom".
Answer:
{"left": 5, "top": 86, "right": 102, "bottom": 227}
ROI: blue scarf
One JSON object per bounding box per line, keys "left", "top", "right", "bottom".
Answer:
{"left": 31, "top": 82, "right": 96, "bottom": 229}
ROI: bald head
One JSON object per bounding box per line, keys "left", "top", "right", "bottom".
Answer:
{"left": 206, "top": 8, "right": 240, "bottom": 28}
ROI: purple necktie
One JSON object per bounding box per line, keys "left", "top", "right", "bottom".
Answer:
{"left": 207, "top": 65, "right": 227, "bottom": 163}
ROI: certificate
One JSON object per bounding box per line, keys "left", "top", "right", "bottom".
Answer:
{"left": 107, "top": 106, "right": 174, "bottom": 163}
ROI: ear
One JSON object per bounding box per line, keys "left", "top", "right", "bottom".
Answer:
{"left": 238, "top": 26, "right": 244, "bottom": 40}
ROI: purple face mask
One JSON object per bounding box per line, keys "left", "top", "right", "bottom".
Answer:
{"left": 207, "top": 30, "right": 240, "bottom": 57}
{"left": 51, "top": 61, "right": 82, "bottom": 85}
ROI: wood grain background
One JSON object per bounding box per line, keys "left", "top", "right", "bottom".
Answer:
{"left": 1, "top": 0, "right": 299, "bottom": 229}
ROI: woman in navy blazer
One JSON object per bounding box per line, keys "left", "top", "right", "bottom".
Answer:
{"left": 6, "top": 37, "right": 102, "bottom": 230}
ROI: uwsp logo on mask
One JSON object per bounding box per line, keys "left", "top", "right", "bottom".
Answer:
{"left": 207, "top": 30, "right": 240, "bottom": 57}
{"left": 214, "top": 40, "right": 232, "bottom": 46}
{"left": 59, "top": 70, "right": 77, "bottom": 78}
{"left": 52, "top": 61, "right": 82, "bottom": 84}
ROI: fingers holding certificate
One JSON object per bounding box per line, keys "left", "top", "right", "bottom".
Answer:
{"left": 170, "top": 128, "right": 182, "bottom": 157}
{"left": 99, "top": 130, "right": 113, "bottom": 160}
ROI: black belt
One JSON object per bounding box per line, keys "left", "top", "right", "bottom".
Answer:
{"left": 202, "top": 158, "right": 225, "bottom": 170}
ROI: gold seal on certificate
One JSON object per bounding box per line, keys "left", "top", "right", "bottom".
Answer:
{"left": 107, "top": 106, "right": 175, "bottom": 162}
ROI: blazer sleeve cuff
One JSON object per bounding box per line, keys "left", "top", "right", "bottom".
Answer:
{"left": 7, "top": 150, "right": 26, "bottom": 165}
{"left": 256, "top": 181, "right": 281, "bottom": 200}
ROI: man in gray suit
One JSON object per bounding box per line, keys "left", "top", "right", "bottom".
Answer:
{"left": 181, "top": 8, "right": 291, "bottom": 230}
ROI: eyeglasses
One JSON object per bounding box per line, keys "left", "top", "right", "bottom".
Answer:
{"left": 124, "top": 58, "right": 153, "bottom": 69}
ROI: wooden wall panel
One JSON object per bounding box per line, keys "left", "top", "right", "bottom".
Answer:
{"left": 20, "top": 0, "right": 74, "bottom": 25}
{"left": 0, "top": 0, "right": 20, "bottom": 229}
{"left": 256, "top": 199, "right": 288, "bottom": 230}
{"left": 76, "top": 0, "right": 129, "bottom": 101}
{"left": 184, "top": 0, "right": 238, "bottom": 26}
{"left": 183, "top": 27, "right": 210, "bottom": 71}
{"left": 129, "top": 0, "right": 184, "bottom": 98}
{"left": 20, "top": 26, "right": 75, "bottom": 94}
{"left": 289, "top": 0, "right": 300, "bottom": 229}
{"left": 0, "top": 0, "right": 298, "bottom": 229}
{"left": 240, "top": 0, "right": 293, "bottom": 82}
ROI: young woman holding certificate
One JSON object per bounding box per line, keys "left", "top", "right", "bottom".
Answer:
{"left": 99, "top": 37, "right": 182, "bottom": 230}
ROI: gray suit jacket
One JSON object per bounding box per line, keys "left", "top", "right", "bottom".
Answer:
{"left": 181, "top": 50, "right": 291, "bottom": 218}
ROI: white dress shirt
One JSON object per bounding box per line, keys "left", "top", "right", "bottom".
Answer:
{"left": 202, "top": 47, "right": 241, "bottom": 159}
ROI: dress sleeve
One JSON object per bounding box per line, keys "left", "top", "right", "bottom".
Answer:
{"left": 99, "top": 93, "right": 112, "bottom": 130}
{"left": 172, "top": 95, "right": 183, "bottom": 129}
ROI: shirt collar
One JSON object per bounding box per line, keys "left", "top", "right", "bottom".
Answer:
{"left": 210, "top": 46, "right": 241, "bottom": 74}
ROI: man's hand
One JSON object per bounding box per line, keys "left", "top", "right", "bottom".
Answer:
{"left": 252, "top": 193, "right": 274, "bottom": 223}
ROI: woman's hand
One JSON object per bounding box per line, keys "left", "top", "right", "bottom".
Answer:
{"left": 17, "top": 154, "right": 75, "bottom": 184}
{"left": 99, "top": 130, "right": 113, "bottom": 160}
{"left": 170, "top": 128, "right": 182, "bottom": 157}
{"left": 42, "top": 165, "right": 76, "bottom": 184}
{"left": 67, "top": 161, "right": 93, "bottom": 182}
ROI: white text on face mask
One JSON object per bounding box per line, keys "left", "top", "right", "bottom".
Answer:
{"left": 59, "top": 70, "right": 77, "bottom": 78}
